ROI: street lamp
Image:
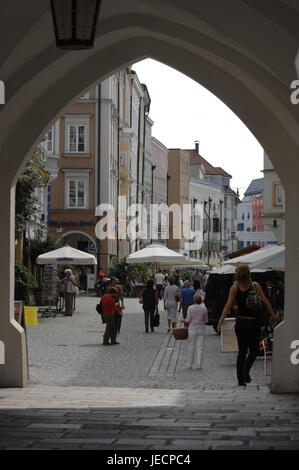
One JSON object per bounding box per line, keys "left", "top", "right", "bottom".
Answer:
{"left": 50, "top": 0, "right": 101, "bottom": 50}
{"left": 204, "top": 197, "right": 212, "bottom": 264}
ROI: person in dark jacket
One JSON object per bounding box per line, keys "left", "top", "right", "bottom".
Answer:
{"left": 140, "top": 279, "right": 158, "bottom": 333}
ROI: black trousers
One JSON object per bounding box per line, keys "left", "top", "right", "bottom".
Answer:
{"left": 235, "top": 318, "right": 260, "bottom": 384}
{"left": 102, "top": 314, "right": 117, "bottom": 344}
{"left": 143, "top": 308, "right": 155, "bottom": 331}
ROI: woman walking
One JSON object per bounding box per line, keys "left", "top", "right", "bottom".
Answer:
{"left": 217, "top": 265, "right": 275, "bottom": 386}
{"left": 182, "top": 294, "right": 208, "bottom": 369}
{"left": 164, "top": 277, "right": 180, "bottom": 332}
{"left": 140, "top": 279, "right": 158, "bottom": 332}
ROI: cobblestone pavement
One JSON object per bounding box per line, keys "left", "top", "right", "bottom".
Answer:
{"left": 0, "top": 295, "right": 298, "bottom": 450}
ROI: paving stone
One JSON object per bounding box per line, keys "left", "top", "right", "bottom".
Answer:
{"left": 27, "top": 423, "right": 82, "bottom": 429}
{"left": 0, "top": 296, "right": 298, "bottom": 450}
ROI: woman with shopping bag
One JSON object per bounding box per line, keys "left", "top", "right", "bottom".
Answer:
{"left": 181, "top": 294, "right": 208, "bottom": 369}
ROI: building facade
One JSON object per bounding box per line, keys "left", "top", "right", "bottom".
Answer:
{"left": 237, "top": 177, "right": 278, "bottom": 249}
{"left": 47, "top": 68, "right": 153, "bottom": 271}
{"left": 167, "top": 149, "right": 191, "bottom": 253}
{"left": 262, "top": 152, "right": 285, "bottom": 243}
{"left": 184, "top": 142, "right": 238, "bottom": 265}
{"left": 151, "top": 136, "right": 169, "bottom": 243}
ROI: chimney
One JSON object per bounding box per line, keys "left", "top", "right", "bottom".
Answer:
{"left": 195, "top": 140, "right": 199, "bottom": 154}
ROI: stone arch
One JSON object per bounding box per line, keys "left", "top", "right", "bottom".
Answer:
{"left": 0, "top": 1, "right": 299, "bottom": 390}
{"left": 57, "top": 231, "right": 97, "bottom": 250}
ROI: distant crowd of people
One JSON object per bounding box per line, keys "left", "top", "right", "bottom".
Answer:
{"left": 97, "top": 267, "right": 210, "bottom": 372}
{"left": 96, "top": 264, "right": 277, "bottom": 386}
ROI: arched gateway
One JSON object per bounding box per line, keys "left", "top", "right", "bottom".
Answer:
{"left": 0, "top": 0, "right": 298, "bottom": 391}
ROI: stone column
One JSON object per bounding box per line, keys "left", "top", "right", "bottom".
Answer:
{"left": 0, "top": 183, "right": 29, "bottom": 387}
{"left": 271, "top": 180, "right": 299, "bottom": 393}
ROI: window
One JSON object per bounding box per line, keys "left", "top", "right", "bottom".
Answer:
{"left": 273, "top": 183, "right": 284, "bottom": 206}
{"left": 64, "top": 170, "right": 90, "bottom": 209}
{"left": 185, "top": 161, "right": 189, "bottom": 175}
{"left": 181, "top": 160, "right": 185, "bottom": 173}
{"left": 67, "top": 179, "right": 87, "bottom": 208}
{"left": 43, "top": 126, "right": 55, "bottom": 154}
{"left": 64, "top": 116, "right": 90, "bottom": 154}
{"left": 120, "top": 153, "right": 126, "bottom": 167}
{"left": 68, "top": 125, "right": 86, "bottom": 153}
{"left": 213, "top": 218, "right": 220, "bottom": 232}
{"left": 80, "top": 92, "right": 90, "bottom": 100}
{"left": 203, "top": 218, "right": 208, "bottom": 233}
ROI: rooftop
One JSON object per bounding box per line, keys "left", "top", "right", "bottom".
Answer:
{"left": 185, "top": 149, "right": 232, "bottom": 178}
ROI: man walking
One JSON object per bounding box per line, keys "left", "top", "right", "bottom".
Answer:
{"left": 155, "top": 270, "right": 165, "bottom": 300}
{"left": 179, "top": 280, "right": 195, "bottom": 319}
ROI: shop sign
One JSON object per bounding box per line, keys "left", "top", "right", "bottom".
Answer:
{"left": 39, "top": 168, "right": 51, "bottom": 186}
{"left": 24, "top": 307, "right": 38, "bottom": 326}
{"left": 49, "top": 220, "right": 95, "bottom": 227}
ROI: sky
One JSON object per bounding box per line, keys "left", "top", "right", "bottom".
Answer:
{"left": 132, "top": 59, "right": 264, "bottom": 199}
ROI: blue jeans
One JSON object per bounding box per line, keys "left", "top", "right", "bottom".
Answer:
{"left": 144, "top": 309, "right": 155, "bottom": 331}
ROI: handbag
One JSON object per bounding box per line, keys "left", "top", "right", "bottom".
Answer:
{"left": 153, "top": 310, "right": 160, "bottom": 327}
{"left": 96, "top": 301, "right": 106, "bottom": 325}
{"left": 175, "top": 289, "right": 180, "bottom": 302}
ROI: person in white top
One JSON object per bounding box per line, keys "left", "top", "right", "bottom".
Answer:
{"left": 155, "top": 270, "right": 165, "bottom": 300}
{"left": 164, "top": 277, "right": 180, "bottom": 332}
{"left": 182, "top": 294, "right": 208, "bottom": 369}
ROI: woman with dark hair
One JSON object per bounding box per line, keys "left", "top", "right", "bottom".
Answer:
{"left": 217, "top": 265, "right": 275, "bottom": 386}
{"left": 140, "top": 279, "right": 158, "bottom": 333}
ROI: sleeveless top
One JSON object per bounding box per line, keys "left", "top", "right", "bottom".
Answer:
{"left": 235, "top": 284, "right": 258, "bottom": 318}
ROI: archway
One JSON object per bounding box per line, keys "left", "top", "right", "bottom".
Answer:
{"left": 58, "top": 231, "right": 97, "bottom": 255}
{"left": 0, "top": 1, "right": 299, "bottom": 391}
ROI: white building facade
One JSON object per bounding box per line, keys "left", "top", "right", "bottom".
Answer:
{"left": 262, "top": 152, "right": 285, "bottom": 243}
{"left": 237, "top": 178, "right": 278, "bottom": 248}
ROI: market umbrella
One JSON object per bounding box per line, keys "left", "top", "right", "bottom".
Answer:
{"left": 126, "top": 243, "right": 187, "bottom": 265}
{"left": 222, "top": 244, "right": 284, "bottom": 267}
{"left": 36, "top": 245, "right": 97, "bottom": 265}
{"left": 211, "top": 265, "right": 266, "bottom": 274}
{"left": 250, "top": 247, "right": 285, "bottom": 271}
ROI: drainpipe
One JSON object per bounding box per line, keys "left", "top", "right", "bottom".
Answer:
{"left": 219, "top": 199, "right": 223, "bottom": 263}
{"left": 96, "top": 83, "right": 101, "bottom": 277}
{"left": 135, "top": 96, "right": 142, "bottom": 251}
{"left": 117, "top": 79, "right": 120, "bottom": 259}
{"left": 204, "top": 197, "right": 212, "bottom": 265}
